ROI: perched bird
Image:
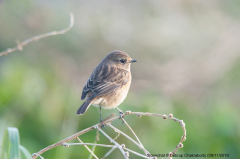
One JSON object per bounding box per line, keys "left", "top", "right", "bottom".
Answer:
{"left": 77, "top": 50, "right": 137, "bottom": 124}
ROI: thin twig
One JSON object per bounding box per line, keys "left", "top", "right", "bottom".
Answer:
{"left": 77, "top": 137, "right": 98, "bottom": 159}
{"left": 123, "top": 147, "right": 150, "bottom": 159}
{"left": 32, "top": 125, "right": 97, "bottom": 159}
{"left": 97, "top": 126, "right": 128, "bottom": 159}
{"left": 113, "top": 131, "right": 120, "bottom": 141}
{"left": 88, "top": 129, "right": 100, "bottom": 159}
{"left": 0, "top": 13, "right": 74, "bottom": 57}
{"left": 116, "top": 107, "right": 123, "bottom": 113}
{"left": 108, "top": 124, "right": 142, "bottom": 150}
{"left": 32, "top": 153, "right": 44, "bottom": 159}
{"left": 62, "top": 142, "right": 152, "bottom": 159}
{"left": 62, "top": 143, "right": 116, "bottom": 148}
{"left": 100, "top": 147, "right": 116, "bottom": 159}
{"left": 121, "top": 117, "right": 149, "bottom": 155}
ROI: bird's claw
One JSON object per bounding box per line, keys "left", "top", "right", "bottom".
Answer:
{"left": 100, "top": 119, "right": 106, "bottom": 129}
{"left": 119, "top": 111, "right": 125, "bottom": 124}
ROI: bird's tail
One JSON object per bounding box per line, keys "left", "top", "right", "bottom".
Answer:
{"left": 77, "top": 100, "right": 91, "bottom": 115}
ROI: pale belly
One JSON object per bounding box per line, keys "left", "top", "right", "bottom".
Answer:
{"left": 91, "top": 84, "right": 130, "bottom": 109}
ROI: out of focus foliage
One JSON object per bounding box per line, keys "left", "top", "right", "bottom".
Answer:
{"left": 0, "top": 0, "right": 240, "bottom": 158}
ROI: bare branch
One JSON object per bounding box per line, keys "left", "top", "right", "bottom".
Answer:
{"left": 32, "top": 153, "right": 44, "bottom": 159}
{"left": 108, "top": 124, "right": 144, "bottom": 151}
{"left": 124, "top": 147, "right": 150, "bottom": 159}
{"left": 100, "top": 147, "right": 116, "bottom": 159}
{"left": 88, "top": 129, "right": 100, "bottom": 159}
{"left": 0, "top": 13, "right": 74, "bottom": 57}
{"left": 32, "top": 112, "right": 186, "bottom": 159}
{"left": 62, "top": 143, "right": 116, "bottom": 148}
{"left": 121, "top": 117, "right": 149, "bottom": 155}
{"left": 77, "top": 137, "right": 98, "bottom": 159}
{"left": 97, "top": 126, "right": 128, "bottom": 159}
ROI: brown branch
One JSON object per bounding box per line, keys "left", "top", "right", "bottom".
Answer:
{"left": 32, "top": 111, "right": 186, "bottom": 159}
{"left": 31, "top": 114, "right": 123, "bottom": 159}
{"left": 0, "top": 13, "right": 74, "bottom": 57}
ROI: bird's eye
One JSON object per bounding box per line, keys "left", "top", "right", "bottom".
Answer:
{"left": 120, "top": 59, "right": 126, "bottom": 64}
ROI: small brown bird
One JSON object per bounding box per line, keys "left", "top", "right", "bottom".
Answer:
{"left": 77, "top": 50, "right": 137, "bottom": 123}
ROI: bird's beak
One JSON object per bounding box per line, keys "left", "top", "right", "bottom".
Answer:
{"left": 131, "top": 59, "right": 137, "bottom": 63}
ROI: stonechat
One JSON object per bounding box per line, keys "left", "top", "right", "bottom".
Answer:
{"left": 77, "top": 50, "right": 137, "bottom": 123}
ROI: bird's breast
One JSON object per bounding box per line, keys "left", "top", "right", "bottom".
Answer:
{"left": 91, "top": 77, "right": 131, "bottom": 109}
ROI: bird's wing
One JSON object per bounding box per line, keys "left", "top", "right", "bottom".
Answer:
{"left": 81, "top": 64, "right": 129, "bottom": 100}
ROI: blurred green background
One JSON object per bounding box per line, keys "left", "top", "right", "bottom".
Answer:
{"left": 0, "top": 0, "right": 240, "bottom": 158}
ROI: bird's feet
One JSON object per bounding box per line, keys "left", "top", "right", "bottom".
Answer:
{"left": 100, "top": 119, "right": 106, "bottom": 129}
{"left": 119, "top": 111, "right": 125, "bottom": 124}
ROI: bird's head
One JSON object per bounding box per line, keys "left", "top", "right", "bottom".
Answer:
{"left": 102, "top": 50, "right": 137, "bottom": 71}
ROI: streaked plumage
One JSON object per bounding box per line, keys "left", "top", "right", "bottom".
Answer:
{"left": 77, "top": 50, "right": 136, "bottom": 116}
